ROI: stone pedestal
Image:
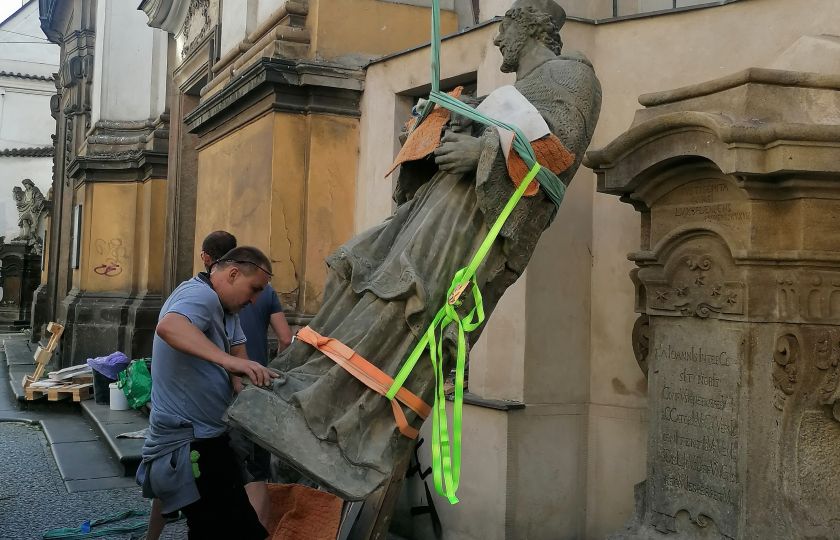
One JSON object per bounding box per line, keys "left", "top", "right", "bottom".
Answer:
{"left": 0, "top": 240, "right": 42, "bottom": 330}
{"left": 587, "top": 67, "right": 840, "bottom": 539}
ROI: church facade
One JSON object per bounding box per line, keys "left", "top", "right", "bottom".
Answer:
{"left": 33, "top": 0, "right": 840, "bottom": 538}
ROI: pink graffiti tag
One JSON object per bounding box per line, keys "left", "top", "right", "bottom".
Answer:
{"left": 93, "top": 263, "right": 122, "bottom": 276}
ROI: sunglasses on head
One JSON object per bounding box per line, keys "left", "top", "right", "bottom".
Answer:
{"left": 213, "top": 259, "right": 273, "bottom": 277}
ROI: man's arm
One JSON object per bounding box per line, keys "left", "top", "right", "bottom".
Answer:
{"left": 156, "top": 313, "right": 276, "bottom": 386}
{"left": 270, "top": 312, "right": 293, "bottom": 352}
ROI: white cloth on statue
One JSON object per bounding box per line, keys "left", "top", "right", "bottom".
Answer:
{"left": 475, "top": 85, "right": 550, "bottom": 160}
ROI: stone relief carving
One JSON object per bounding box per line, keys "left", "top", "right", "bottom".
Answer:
{"left": 776, "top": 271, "right": 840, "bottom": 323}
{"left": 772, "top": 332, "right": 799, "bottom": 411}
{"left": 649, "top": 255, "right": 744, "bottom": 318}
{"left": 632, "top": 314, "right": 650, "bottom": 377}
{"left": 181, "top": 0, "right": 212, "bottom": 59}
{"left": 639, "top": 234, "right": 746, "bottom": 321}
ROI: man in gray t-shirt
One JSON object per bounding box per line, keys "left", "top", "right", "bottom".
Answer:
{"left": 138, "top": 246, "right": 277, "bottom": 540}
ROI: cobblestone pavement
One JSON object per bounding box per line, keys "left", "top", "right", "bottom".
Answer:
{"left": 0, "top": 422, "right": 187, "bottom": 540}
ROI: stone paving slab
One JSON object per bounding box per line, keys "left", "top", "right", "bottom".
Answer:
{"left": 65, "top": 475, "right": 139, "bottom": 494}
{"left": 3, "top": 337, "right": 36, "bottom": 366}
{"left": 81, "top": 400, "right": 147, "bottom": 424}
{"left": 81, "top": 400, "right": 147, "bottom": 476}
{"left": 52, "top": 439, "right": 125, "bottom": 481}
{"left": 7, "top": 365, "right": 30, "bottom": 402}
{"left": 41, "top": 415, "right": 99, "bottom": 444}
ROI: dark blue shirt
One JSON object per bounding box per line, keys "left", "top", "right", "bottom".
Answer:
{"left": 238, "top": 283, "right": 283, "bottom": 365}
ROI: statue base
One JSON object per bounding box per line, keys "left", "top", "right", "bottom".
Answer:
{"left": 225, "top": 384, "right": 388, "bottom": 501}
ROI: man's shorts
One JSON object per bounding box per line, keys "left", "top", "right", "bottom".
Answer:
{"left": 229, "top": 428, "right": 272, "bottom": 483}
{"left": 179, "top": 435, "right": 268, "bottom": 540}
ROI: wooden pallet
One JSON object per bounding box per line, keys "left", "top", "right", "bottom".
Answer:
{"left": 26, "top": 381, "right": 93, "bottom": 402}
{"left": 22, "top": 322, "right": 67, "bottom": 401}
{"left": 47, "top": 382, "right": 92, "bottom": 402}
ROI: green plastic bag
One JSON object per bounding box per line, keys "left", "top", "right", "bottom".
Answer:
{"left": 117, "top": 359, "right": 151, "bottom": 409}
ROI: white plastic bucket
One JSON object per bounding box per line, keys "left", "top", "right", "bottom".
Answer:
{"left": 109, "top": 383, "right": 129, "bottom": 411}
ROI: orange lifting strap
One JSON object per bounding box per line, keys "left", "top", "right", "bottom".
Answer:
{"left": 296, "top": 326, "right": 432, "bottom": 439}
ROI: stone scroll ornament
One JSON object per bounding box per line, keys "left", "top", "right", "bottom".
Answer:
{"left": 225, "top": 0, "right": 601, "bottom": 502}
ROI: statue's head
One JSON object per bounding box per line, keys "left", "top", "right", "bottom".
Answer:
{"left": 12, "top": 186, "right": 23, "bottom": 201}
{"left": 494, "top": 0, "right": 566, "bottom": 73}
{"left": 21, "top": 179, "right": 33, "bottom": 189}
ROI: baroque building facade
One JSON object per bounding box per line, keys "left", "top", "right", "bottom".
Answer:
{"left": 32, "top": 0, "right": 840, "bottom": 538}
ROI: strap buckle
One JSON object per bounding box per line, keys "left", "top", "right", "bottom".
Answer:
{"left": 448, "top": 281, "right": 470, "bottom": 305}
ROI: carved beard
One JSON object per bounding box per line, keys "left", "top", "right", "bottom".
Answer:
{"left": 499, "top": 32, "right": 529, "bottom": 73}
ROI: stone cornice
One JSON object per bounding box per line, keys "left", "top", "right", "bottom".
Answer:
{"left": 586, "top": 68, "right": 840, "bottom": 197}
{"left": 184, "top": 58, "right": 364, "bottom": 134}
{"left": 639, "top": 67, "right": 840, "bottom": 108}
{"left": 139, "top": 0, "right": 189, "bottom": 34}
{"left": 68, "top": 150, "right": 168, "bottom": 186}
{"left": 66, "top": 115, "right": 170, "bottom": 184}
{"left": 38, "top": 0, "right": 61, "bottom": 43}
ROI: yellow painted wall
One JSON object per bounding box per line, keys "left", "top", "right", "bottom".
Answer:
{"left": 309, "top": 0, "right": 458, "bottom": 61}
{"left": 270, "top": 113, "right": 307, "bottom": 311}
{"left": 73, "top": 179, "right": 166, "bottom": 294}
{"left": 299, "top": 114, "right": 359, "bottom": 313}
{"left": 194, "top": 110, "right": 359, "bottom": 315}
{"left": 134, "top": 179, "right": 167, "bottom": 294}
{"left": 76, "top": 183, "right": 134, "bottom": 293}
{"left": 194, "top": 113, "right": 275, "bottom": 278}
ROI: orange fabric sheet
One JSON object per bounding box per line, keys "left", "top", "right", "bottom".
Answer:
{"left": 267, "top": 483, "right": 344, "bottom": 540}
{"left": 506, "top": 133, "right": 576, "bottom": 196}
{"left": 385, "top": 87, "right": 463, "bottom": 177}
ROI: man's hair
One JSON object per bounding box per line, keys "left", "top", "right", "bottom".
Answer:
{"left": 508, "top": 7, "right": 563, "bottom": 55}
{"left": 214, "top": 246, "right": 273, "bottom": 276}
{"left": 201, "top": 230, "right": 237, "bottom": 261}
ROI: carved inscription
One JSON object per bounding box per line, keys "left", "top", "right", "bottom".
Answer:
{"left": 651, "top": 319, "right": 741, "bottom": 538}
{"left": 671, "top": 183, "right": 750, "bottom": 223}
{"left": 651, "top": 178, "right": 751, "bottom": 248}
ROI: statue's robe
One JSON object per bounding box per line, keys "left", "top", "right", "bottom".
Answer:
{"left": 226, "top": 53, "right": 602, "bottom": 500}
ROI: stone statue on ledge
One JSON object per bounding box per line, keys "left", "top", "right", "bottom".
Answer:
{"left": 226, "top": 0, "right": 601, "bottom": 501}
{"left": 13, "top": 178, "right": 45, "bottom": 245}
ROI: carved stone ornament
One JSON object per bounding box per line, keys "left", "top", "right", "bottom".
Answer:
{"left": 12, "top": 179, "right": 46, "bottom": 246}
{"left": 637, "top": 233, "right": 746, "bottom": 323}
{"left": 772, "top": 332, "right": 799, "bottom": 411}
{"left": 632, "top": 314, "right": 650, "bottom": 377}
{"left": 181, "top": 0, "right": 213, "bottom": 59}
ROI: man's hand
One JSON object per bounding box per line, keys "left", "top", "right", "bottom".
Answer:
{"left": 222, "top": 356, "right": 278, "bottom": 387}
{"left": 434, "top": 131, "right": 481, "bottom": 174}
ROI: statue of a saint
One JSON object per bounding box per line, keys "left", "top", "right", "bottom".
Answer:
{"left": 227, "top": 0, "right": 602, "bottom": 500}
{"left": 13, "top": 179, "right": 45, "bottom": 243}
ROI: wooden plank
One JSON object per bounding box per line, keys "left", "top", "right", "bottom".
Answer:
{"left": 70, "top": 383, "right": 92, "bottom": 402}
{"left": 47, "top": 386, "right": 70, "bottom": 401}
{"left": 345, "top": 453, "right": 411, "bottom": 540}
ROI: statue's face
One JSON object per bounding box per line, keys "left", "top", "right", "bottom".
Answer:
{"left": 493, "top": 14, "right": 531, "bottom": 73}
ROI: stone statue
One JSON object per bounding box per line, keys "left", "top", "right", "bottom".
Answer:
{"left": 226, "top": 0, "right": 602, "bottom": 500}
{"left": 13, "top": 179, "right": 45, "bottom": 244}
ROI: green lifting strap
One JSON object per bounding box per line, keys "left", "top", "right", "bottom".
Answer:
{"left": 385, "top": 0, "right": 567, "bottom": 504}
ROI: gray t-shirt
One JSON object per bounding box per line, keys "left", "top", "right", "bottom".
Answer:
{"left": 149, "top": 273, "right": 246, "bottom": 439}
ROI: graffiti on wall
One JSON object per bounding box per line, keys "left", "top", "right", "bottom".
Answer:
{"left": 93, "top": 238, "right": 127, "bottom": 277}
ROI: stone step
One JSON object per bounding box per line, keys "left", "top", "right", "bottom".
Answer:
{"left": 80, "top": 399, "right": 148, "bottom": 477}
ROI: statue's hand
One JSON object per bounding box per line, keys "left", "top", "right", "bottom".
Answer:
{"left": 434, "top": 131, "right": 481, "bottom": 174}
